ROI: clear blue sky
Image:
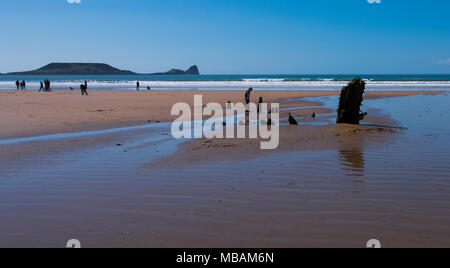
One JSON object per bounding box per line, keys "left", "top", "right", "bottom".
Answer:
{"left": 1, "top": 0, "right": 449, "bottom": 74}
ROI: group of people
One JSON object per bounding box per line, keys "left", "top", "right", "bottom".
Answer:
{"left": 13, "top": 80, "right": 150, "bottom": 93}
{"left": 15, "top": 80, "right": 27, "bottom": 90}
{"left": 39, "top": 80, "right": 52, "bottom": 92}
{"left": 15, "top": 80, "right": 52, "bottom": 91}
{"left": 13, "top": 79, "right": 88, "bottom": 95}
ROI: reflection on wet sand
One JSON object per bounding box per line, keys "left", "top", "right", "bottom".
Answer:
{"left": 339, "top": 147, "right": 365, "bottom": 177}
{"left": 0, "top": 93, "right": 449, "bottom": 247}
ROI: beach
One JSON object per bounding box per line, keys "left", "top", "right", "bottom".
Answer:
{"left": 3, "top": 0, "right": 450, "bottom": 251}
{"left": 0, "top": 89, "right": 449, "bottom": 248}
{"left": 0, "top": 89, "right": 439, "bottom": 140}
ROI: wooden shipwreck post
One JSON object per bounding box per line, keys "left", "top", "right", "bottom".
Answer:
{"left": 336, "top": 77, "right": 367, "bottom": 124}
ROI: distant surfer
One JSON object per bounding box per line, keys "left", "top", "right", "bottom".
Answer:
{"left": 136, "top": 81, "right": 140, "bottom": 91}
{"left": 15, "top": 80, "right": 20, "bottom": 90}
{"left": 39, "top": 81, "right": 44, "bottom": 92}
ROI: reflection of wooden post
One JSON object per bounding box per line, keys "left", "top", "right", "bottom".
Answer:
{"left": 337, "top": 77, "right": 367, "bottom": 124}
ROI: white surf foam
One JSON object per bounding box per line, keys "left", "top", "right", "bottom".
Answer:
{"left": 1, "top": 80, "right": 450, "bottom": 91}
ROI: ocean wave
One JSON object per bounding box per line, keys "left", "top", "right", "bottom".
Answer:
{"left": 1, "top": 79, "right": 450, "bottom": 91}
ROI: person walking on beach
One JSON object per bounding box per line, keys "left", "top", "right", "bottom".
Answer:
{"left": 136, "top": 81, "right": 140, "bottom": 91}
{"left": 15, "top": 80, "right": 20, "bottom": 90}
{"left": 81, "top": 80, "right": 88, "bottom": 96}
{"left": 39, "top": 81, "right": 44, "bottom": 92}
{"left": 44, "top": 79, "right": 51, "bottom": 92}
{"left": 21, "top": 80, "right": 26, "bottom": 90}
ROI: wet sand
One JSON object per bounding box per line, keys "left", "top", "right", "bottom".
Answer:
{"left": 0, "top": 89, "right": 440, "bottom": 140}
{"left": 0, "top": 90, "right": 449, "bottom": 248}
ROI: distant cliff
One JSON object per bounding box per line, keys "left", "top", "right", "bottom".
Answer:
{"left": 150, "top": 65, "right": 200, "bottom": 75}
{"left": 7, "top": 63, "right": 136, "bottom": 75}
{"left": 6, "top": 63, "right": 200, "bottom": 76}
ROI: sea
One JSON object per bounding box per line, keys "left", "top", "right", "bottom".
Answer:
{"left": 1, "top": 74, "right": 450, "bottom": 91}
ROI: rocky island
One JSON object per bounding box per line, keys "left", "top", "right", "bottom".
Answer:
{"left": 7, "top": 63, "right": 136, "bottom": 75}
{"left": 6, "top": 63, "right": 200, "bottom": 76}
{"left": 149, "top": 65, "right": 200, "bottom": 75}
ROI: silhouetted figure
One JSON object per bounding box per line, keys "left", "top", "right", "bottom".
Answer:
{"left": 44, "top": 79, "right": 52, "bottom": 92}
{"left": 80, "top": 80, "right": 88, "bottom": 96}
{"left": 15, "top": 80, "right": 20, "bottom": 90}
{"left": 39, "top": 81, "right": 44, "bottom": 92}
{"left": 147, "top": 86, "right": 151, "bottom": 91}
{"left": 245, "top": 87, "right": 253, "bottom": 105}
{"left": 80, "top": 84, "right": 88, "bottom": 95}
{"left": 288, "top": 113, "right": 298, "bottom": 125}
{"left": 21, "top": 80, "right": 26, "bottom": 90}
{"left": 257, "top": 97, "right": 263, "bottom": 113}
{"left": 312, "top": 112, "right": 316, "bottom": 118}
{"left": 136, "top": 81, "right": 140, "bottom": 91}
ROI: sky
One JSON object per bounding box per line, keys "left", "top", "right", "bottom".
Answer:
{"left": 1, "top": 0, "right": 449, "bottom": 74}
